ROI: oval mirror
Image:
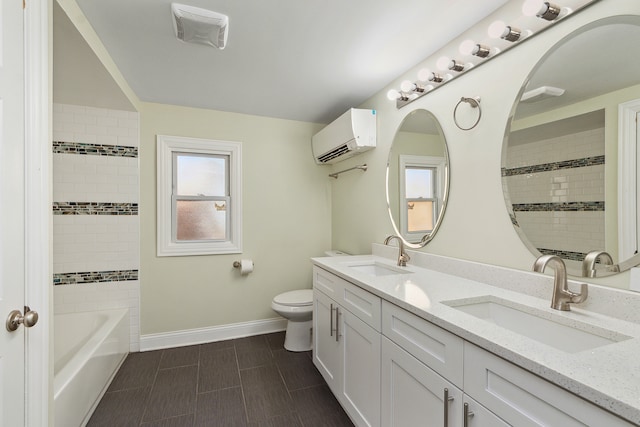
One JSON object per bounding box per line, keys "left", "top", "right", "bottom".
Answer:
{"left": 387, "top": 109, "right": 449, "bottom": 248}
{"left": 502, "top": 15, "right": 640, "bottom": 277}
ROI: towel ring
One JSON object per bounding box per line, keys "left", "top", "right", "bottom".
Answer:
{"left": 453, "top": 96, "right": 482, "bottom": 131}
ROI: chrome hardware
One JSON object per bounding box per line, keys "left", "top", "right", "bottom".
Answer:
{"left": 6, "top": 306, "right": 39, "bottom": 332}
{"left": 335, "top": 307, "right": 340, "bottom": 342}
{"left": 533, "top": 255, "right": 588, "bottom": 311}
{"left": 443, "top": 388, "right": 454, "bottom": 426}
{"left": 582, "top": 250, "right": 619, "bottom": 278}
{"left": 383, "top": 235, "right": 410, "bottom": 266}
{"left": 330, "top": 303, "right": 335, "bottom": 337}
{"left": 463, "top": 403, "right": 474, "bottom": 427}
{"left": 453, "top": 96, "right": 482, "bottom": 131}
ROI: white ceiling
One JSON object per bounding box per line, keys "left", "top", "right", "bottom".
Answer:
{"left": 70, "top": 0, "right": 509, "bottom": 123}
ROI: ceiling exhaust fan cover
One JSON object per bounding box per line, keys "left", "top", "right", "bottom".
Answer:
{"left": 171, "top": 3, "right": 229, "bottom": 49}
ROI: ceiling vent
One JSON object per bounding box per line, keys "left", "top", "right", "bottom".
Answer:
{"left": 520, "top": 85, "right": 565, "bottom": 103}
{"left": 171, "top": 3, "right": 229, "bottom": 49}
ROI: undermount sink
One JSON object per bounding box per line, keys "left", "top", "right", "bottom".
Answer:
{"left": 443, "top": 296, "right": 631, "bottom": 353}
{"left": 347, "top": 261, "right": 410, "bottom": 276}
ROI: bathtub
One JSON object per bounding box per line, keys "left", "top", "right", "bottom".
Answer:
{"left": 54, "top": 309, "right": 129, "bottom": 427}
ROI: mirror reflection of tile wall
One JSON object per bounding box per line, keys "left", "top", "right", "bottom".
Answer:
{"left": 504, "top": 126, "right": 605, "bottom": 266}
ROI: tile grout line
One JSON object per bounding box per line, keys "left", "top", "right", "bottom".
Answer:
{"left": 138, "top": 349, "right": 163, "bottom": 426}
{"left": 234, "top": 341, "right": 251, "bottom": 425}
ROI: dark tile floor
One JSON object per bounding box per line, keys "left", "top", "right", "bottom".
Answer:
{"left": 88, "top": 332, "right": 354, "bottom": 427}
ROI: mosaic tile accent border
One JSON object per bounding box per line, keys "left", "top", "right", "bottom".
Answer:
{"left": 502, "top": 155, "right": 604, "bottom": 177}
{"left": 537, "top": 248, "right": 587, "bottom": 262}
{"left": 53, "top": 141, "right": 138, "bottom": 158}
{"left": 512, "top": 201, "right": 604, "bottom": 212}
{"left": 53, "top": 202, "right": 138, "bottom": 215}
{"left": 53, "top": 269, "right": 139, "bottom": 285}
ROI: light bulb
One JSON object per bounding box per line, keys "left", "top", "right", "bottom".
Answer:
{"left": 488, "top": 20, "right": 507, "bottom": 38}
{"left": 400, "top": 80, "right": 417, "bottom": 93}
{"left": 417, "top": 68, "right": 432, "bottom": 82}
{"left": 459, "top": 39, "right": 476, "bottom": 56}
{"left": 387, "top": 89, "right": 401, "bottom": 101}
{"left": 522, "top": 0, "right": 546, "bottom": 17}
{"left": 472, "top": 44, "right": 491, "bottom": 58}
{"left": 436, "top": 56, "right": 451, "bottom": 71}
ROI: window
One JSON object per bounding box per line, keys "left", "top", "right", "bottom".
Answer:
{"left": 399, "top": 155, "right": 445, "bottom": 242}
{"left": 157, "top": 135, "right": 242, "bottom": 256}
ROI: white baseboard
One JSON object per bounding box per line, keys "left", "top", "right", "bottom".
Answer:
{"left": 139, "top": 317, "right": 287, "bottom": 352}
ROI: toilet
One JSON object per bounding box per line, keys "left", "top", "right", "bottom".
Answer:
{"left": 272, "top": 250, "right": 349, "bottom": 352}
{"left": 271, "top": 289, "right": 314, "bottom": 352}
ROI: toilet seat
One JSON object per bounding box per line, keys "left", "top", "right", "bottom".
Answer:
{"left": 273, "top": 289, "right": 313, "bottom": 307}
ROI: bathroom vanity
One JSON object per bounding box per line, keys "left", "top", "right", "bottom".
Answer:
{"left": 311, "top": 251, "right": 640, "bottom": 427}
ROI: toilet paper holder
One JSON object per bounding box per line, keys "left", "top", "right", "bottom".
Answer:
{"left": 233, "top": 260, "right": 255, "bottom": 273}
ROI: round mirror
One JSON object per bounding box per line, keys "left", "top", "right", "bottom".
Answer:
{"left": 387, "top": 109, "right": 449, "bottom": 248}
{"left": 502, "top": 15, "right": 640, "bottom": 277}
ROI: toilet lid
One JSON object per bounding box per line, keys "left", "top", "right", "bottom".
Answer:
{"left": 274, "top": 289, "right": 313, "bottom": 306}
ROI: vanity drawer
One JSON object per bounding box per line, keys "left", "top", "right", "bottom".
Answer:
{"left": 313, "top": 266, "right": 346, "bottom": 301}
{"left": 341, "top": 280, "right": 381, "bottom": 331}
{"left": 313, "top": 266, "right": 381, "bottom": 331}
{"left": 382, "top": 301, "right": 463, "bottom": 387}
{"left": 464, "top": 343, "right": 636, "bottom": 427}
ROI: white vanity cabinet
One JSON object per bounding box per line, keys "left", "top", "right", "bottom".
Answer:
{"left": 312, "top": 263, "right": 637, "bottom": 427}
{"left": 464, "top": 343, "right": 636, "bottom": 427}
{"left": 381, "top": 301, "right": 508, "bottom": 427}
{"left": 312, "top": 266, "right": 381, "bottom": 427}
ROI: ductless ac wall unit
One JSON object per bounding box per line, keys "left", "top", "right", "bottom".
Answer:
{"left": 312, "top": 108, "right": 376, "bottom": 164}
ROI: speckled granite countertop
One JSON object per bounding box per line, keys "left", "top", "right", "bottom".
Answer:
{"left": 311, "top": 254, "right": 640, "bottom": 425}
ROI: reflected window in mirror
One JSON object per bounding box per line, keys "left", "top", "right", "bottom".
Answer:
{"left": 387, "top": 108, "right": 449, "bottom": 248}
{"left": 400, "top": 155, "right": 445, "bottom": 241}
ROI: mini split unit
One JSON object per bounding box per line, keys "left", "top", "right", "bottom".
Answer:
{"left": 171, "top": 3, "right": 229, "bottom": 49}
{"left": 312, "top": 109, "right": 377, "bottom": 164}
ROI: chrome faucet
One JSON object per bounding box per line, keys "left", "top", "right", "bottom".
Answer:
{"left": 384, "top": 235, "right": 410, "bottom": 267}
{"left": 582, "top": 250, "right": 619, "bottom": 278}
{"left": 533, "top": 255, "right": 588, "bottom": 311}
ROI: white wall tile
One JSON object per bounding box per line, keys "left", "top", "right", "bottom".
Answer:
{"left": 53, "top": 103, "right": 141, "bottom": 350}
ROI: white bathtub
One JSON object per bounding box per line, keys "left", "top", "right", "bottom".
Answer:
{"left": 54, "top": 309, "right": 129, "bottom": 427}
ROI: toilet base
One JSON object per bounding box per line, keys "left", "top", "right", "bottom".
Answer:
{"left": 284, "top": 319, "right": 312, "bottom": 352}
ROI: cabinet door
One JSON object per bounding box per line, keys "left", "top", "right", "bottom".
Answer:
{"left": 463, "top": 395, "right": 510, "bottom": 427}
{"left": 341, "top": 308, "right": 381, "bottom": 427}
{"left": 313, "top": 290, "right": 341, "bottom": 393}
{"left": 381, "top": 336, "right": 462, "bottom": 427}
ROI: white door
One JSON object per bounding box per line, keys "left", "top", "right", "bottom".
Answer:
{"left": 0, "top": 0, "right": 27, "bottom": 425}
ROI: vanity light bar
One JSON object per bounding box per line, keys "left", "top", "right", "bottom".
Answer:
{"left": 389, "top": 0, "right": 597, "bottom": 109}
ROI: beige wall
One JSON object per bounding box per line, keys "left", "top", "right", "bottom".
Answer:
{"left": 331, "top": 0, "right": 634, "bottom": 289}
{"left": 139, "top": 103, "right": 330, "bottom": 334}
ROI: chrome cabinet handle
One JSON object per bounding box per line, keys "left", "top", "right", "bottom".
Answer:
{"left": 463, "top": 402, "right": 474, "bottom": 427}
{"left": 335, "top": 307, "right": 340, "bottom": 342}
{"left": 443, "top": 388, "right": 454, "bottom": 426}
{"left": 6, "top": 306, "right": 39, "bottom": 332}
{"left": 330, "top": 303, "right": 334, "bottom": 337}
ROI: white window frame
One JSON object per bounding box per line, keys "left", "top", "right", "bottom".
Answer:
{"left": 399, "top": 154, "right": 445, "bottom": 242}
{"left": 157, "top": 135, "right": 242, "bottom": 256}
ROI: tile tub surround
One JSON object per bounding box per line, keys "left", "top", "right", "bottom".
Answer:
{"left": 87, "top": 332, "right": 354, "bottom": 427}
{"left": 316, "top": 248, "right": 640, "bottom": 424}
{"left": 53, "top": 103, "right": 140, "bottom": 352}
